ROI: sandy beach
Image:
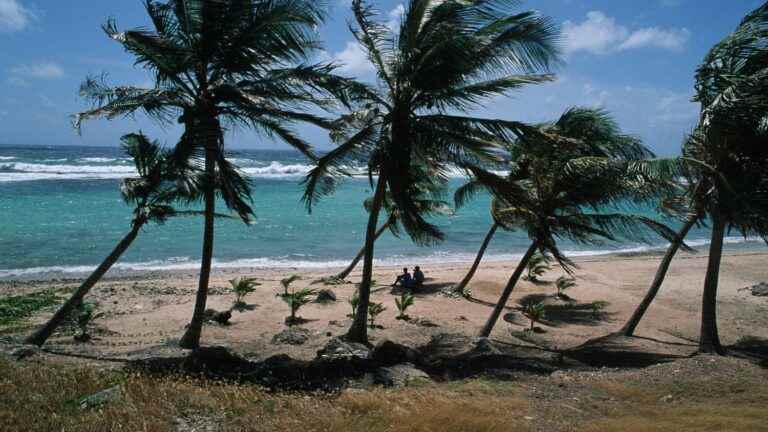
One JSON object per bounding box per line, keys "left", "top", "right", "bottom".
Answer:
{"left": 3, "top": 249, "right": 766, "bottom": 361}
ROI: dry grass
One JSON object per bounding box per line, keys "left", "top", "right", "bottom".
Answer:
{"left": 0, "top": 357, "right": 532, "bottom": 432}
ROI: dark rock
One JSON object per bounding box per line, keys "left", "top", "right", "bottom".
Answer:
{"left": 272, "top": 328, "right": 311, "bottom": 345}
{"left": 749, "top": 282, "right": 768, "bottom": 297}
{"left": 371, "top": 340, "right": 420, "bottom": 366}
{"left": 317, "top": 337, "right": 371, "bottom": 360}
{"left": 315, "top": 289, "right": 337, "bottom": 303}
{"left": 79, "top": 385, "right": 122, "bottom": 410}
{"left": 374, "top": 363, "right": 431, "bottom": 387}
{"left": 203, "top": 309, "right": 232, "bottom": 325}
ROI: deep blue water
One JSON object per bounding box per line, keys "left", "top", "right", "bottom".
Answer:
{"left": 0, "top": 145, "right": 763, "bottom": 279}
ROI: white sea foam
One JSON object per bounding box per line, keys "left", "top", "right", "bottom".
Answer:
{"left": 0, "top": 156, "right": 16, "bottom": 160}
{"left": 80, "top": 157, "right": 123, "bottom": 163}
{"left": 1, "top": 236, "right": 763, "bottom": 279}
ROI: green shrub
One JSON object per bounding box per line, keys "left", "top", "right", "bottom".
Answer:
{"left": 368, "top": 302, "right": 386, "bottom": 328}
{"left": 395, "top": 292, "right": 415, "bottom": 320}
{"left": 523, "top": 252, "right": 550, "bottom": 282}
{"left": 522, "top": 302, "right": 546, "bottom": 331}
{"left": 230, "top": 277, "right": 260, "bottom": 307}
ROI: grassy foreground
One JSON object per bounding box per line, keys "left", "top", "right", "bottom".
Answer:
{"left": 1, "top": 355, "right": 767, "bottom": 432}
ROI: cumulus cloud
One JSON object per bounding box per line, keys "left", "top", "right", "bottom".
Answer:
{"left": 0, "top": 0, "right": 34, "bottom": 32}
{"left": 331, "top": 41, "right": 374, "bottom": 75}
{"left": 563, "top": 11, "right": 690, "bottom": 55}
{"left": 9, "top": 62, "right": 64, "bottom": 79}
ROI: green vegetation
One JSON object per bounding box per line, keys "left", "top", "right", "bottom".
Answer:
{"left": 0, "top": 290, "right": 59, "bottom": 328}
{"left": 522, "top": 302, "right": 546, "bottom": 331}
{"left": 347, "top": 291, "right": 360, "bottom": 319}
{"left": 395, "top": 292, "right": 415, "bottom": 320}
{"left": 523, "top": 252, "right": 551, "bottom": 283}
{"left": 230, "top": 277, "right": 261, "bottom": 308}
{"left": 367, "top": 302, "right": 386, "bottom": 329}
{"left": 555, "top": 277, "right": 576, "bottom": 299}
{"left": 276, "top": 276, "right": 316, "bottom": 326}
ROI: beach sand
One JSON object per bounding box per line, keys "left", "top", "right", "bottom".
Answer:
{"left": 2, "top": 249, "right": 767, "bottom": 360}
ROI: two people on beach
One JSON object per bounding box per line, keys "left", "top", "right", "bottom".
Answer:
{"left": 393, "top": 266, "right": 425, "bottom": 290}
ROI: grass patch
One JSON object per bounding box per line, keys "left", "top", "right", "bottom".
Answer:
{"left": 0, "top": 290, "right": 60, "bottom": 327}
{"left": 0, "top": 357, "right": 533, "bottom": 432}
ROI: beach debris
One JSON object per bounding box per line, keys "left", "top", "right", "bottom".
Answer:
{"left": 79, "top": 385, "right": 123, "bottom": 410}
{"left": 373, "top": 363, "right": 431, "bottom": 387}
{"left": 272, "top": 328, "right": 311, "bottom": 346}
{"left": 203, "top": 309, "right": 232, "bottom": 325}
{"left": 317, "top": 337, "right": 371, "bottom": 360}
{"left": 314, "top": 289, "right": 337, "bottom": 303}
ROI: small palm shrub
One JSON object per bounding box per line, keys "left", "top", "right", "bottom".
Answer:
{"left": 347, "top": 291, "right": 360, "bottom": 318}
{"left": 74, "top": 302, "right": 103, "bottom": 342}
{"left": 278, "top": 287, "right": 317, "bottom": 326}
{"left": 522, "top": 302, "right": 546, "bottom": 331}
{"left": 591, "top": 300, "right": 609, "bottom": 318}
{"left": 230, "top": 277, "right": 260, "bottom": 308}
{"left": 368, "top": 302, "right": 386, "bottom": 328}
{"left": 523, "top": 252, "right": 550, "bottom": 282}
{"left": 280, "top": 274, "right": 301, "bottom": 296}
{"left": 395, "top": 292, "right": 415, "bottom": 320}
{"left": 555, "top": 277, "right": 576, "bottom": 299}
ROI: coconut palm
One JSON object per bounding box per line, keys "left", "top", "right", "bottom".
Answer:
{"left": 75, "top": 0, "right": 355, "bottom": 349}
{"left": 26, "top": 133, "right": 202, "bottom": 346}
{"left": 454, "top": 107, "right": 670, "bottom": 302}
{"left": 303, "top": 0, "right": 560, "bottom": 344}
{"left": 466, "top": 108, "right": 679, "bottom": 338}
{"left": 683, "top": 3, "right": 768, "bottom": 353}
{"left": 617, "top": 184, "right": 702, "bottom": 336}
{"left": 333, "top": 172, "right": 451, "bottom": 281}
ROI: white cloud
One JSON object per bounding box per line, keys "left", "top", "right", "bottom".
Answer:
{"left": 331, "top": 41, "right": 374, "bottom": 75}
{"left": 9, "top": 62, "right": 64, "bottom": 79}
{"left": 0, "top": 0, "right": 34, "bottom": 32}
{"left": 386, "top": 4, "right": 405, "bottom": 31}
{"left": 563, "top": 11, "right": 690, "bottom": 55}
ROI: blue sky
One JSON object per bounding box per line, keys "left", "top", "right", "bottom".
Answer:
{"left": 0, "top": 0, "right": 764, "bottom": 156}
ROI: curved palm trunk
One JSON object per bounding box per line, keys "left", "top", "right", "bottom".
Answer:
{"left": 479, "top": 242, "right": 539, "bottom": 338}
{"left": 346, "top": 176, "right": 387, "bottom": 344}
{"left": 619, "top": 216, "right": 697, "bottom": 336}
{"left": 25, "top": 222, "right": 143, "bottom": 346}
{"left": 454, "top": 223, "right": 499, "bottom": 297}
{"left": 699, "top": 214, "right": 726, "bottom": 354}
{"left": 179, "top": 140, "right": 217, "bottom": 350}
{"left": 335, "top": 219, "right": 392, "bottom": 280}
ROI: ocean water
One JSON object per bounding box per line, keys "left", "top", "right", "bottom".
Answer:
{"left": 0, "top": 145, "right": 764, "bottom": 279}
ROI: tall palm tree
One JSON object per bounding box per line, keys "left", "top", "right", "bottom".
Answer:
{"left": 685, "top": 2, "right": 768, "bottom": 354}
{"left": 450, "top": 199, "right": 505, "bottom": 297}
{"left": 25, "top": 133, "right": 202, "bottom": 346}
{"left": 303, "top": 0, "right": 560, "bottom": 344}
{"left": 464, "top": 108, "right": 678, "bottom": 338}
{"left": 74, "top": 0, "right": 354, "bottom": 349}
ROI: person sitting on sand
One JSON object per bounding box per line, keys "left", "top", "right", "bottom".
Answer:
{"left": 393, "top": 267, "right": 412, "bottom": 287}
{"left": 413, "top": 266, "right": 425, "bottom": 290}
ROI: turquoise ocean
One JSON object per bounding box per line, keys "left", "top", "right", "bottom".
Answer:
{"left": 0, "top": 145, "right": 764, "bottom": 280}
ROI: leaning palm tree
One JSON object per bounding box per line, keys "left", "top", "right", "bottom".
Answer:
{"left": 74, "top": 0, "right": 355, "bottom": 349}
{"left": 25, "top": 133, "right": 202, "bottom": 346}
{"left": 303, "top": 0, "right": 560, "bottom": 344}
{"left": 453, "top": 107, "right": 664, "bottom": 299}
{"left": 333, "top": 172, "right": 451, "bottom": 281}
{"left": 683, "top": 2, "right": 768, "bottom": 354}
{"left": 617, "top": 182, "right": 702, "bottom": 337}
{"left": 467, "top": 108, "right": 678, "bottom": 338}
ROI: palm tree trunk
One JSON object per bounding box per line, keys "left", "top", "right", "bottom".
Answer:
{"left": 179, "top": 141, "right": 217, "bottom": 350}
{"left": 335, "top": 218, "right": 392, "bottom": 280}
{"left": 346, "top": 176, "right": 387, "bottom": 344}
{"left": 25, "top": 222, "right": 143, "bottom": 346}
{"left": 479, "top": 242, "right": 539, "bottom": 338}
{"left": 454, "top": 223, "right": 499, "bottom": 297}
{"left": 619, "top": 216, "right": 697, "bottom": 336}
{"left": 699, "top": 214, "right": 726, "bottom": 354}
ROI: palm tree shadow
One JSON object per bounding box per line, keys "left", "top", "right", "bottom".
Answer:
{"left": 566, "top": 334, "right": 692, "bottom": 368}
{"left": 389, "top": 282, "right": 453, "bottom": 297}
{"left": 465, "top": 296, "right": 518, "bottom": 311}
{"left": 729, "top": 336, "right": 768, "bottom": 366}
{"left": 231, "top": 303, "right": 258, "bottom": 313}
{"left": 518, "top": 294, "right": 614, "bottom": 328}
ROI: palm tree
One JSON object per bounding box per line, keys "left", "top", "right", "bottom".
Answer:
{"left": 684, "top": 3, "right": 768, "bottom": 353}
{"left": 467, "top": 108, "right": 678, "bottom": 338}
{"left": 450, "top": 203, "right": 501, "bottom": 297}
{"left": 303, "top": 0, "right": 560, "bottom": 344}
{"left": 617, "top": 185, "right": 702, "bottom": 336}
{"left": 333, "top": 173, "right": 451, "bottom": 281}
{"left": 25, "top": 133, "right": 200, "bottom": 346}
{"left": 74, "top": 0, "right": 354, "bottom": 349}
